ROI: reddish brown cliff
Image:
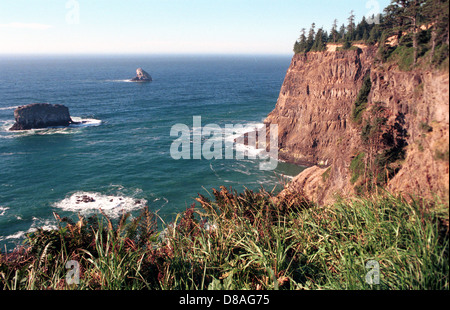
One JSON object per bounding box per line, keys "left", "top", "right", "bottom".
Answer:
{"left": 266, "top": 48, "right": 449, "bottom": 205}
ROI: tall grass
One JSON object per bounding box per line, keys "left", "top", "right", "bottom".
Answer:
{"left": 0, "top": 188, "right": 448, "bottom": 290}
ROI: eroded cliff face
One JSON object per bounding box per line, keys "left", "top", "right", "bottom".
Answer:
{"left": 266, "top": 48, "right": 449, "bottom": 205}
{"left": 265, "top": 48, "right": 376, "bottom": 166}
{"left": 371, "top": 67, "right": 449, "bottom": 201}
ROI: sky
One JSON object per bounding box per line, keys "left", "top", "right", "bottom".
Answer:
{"left": 0, "top": 0, "right": 391, "bottom": 55}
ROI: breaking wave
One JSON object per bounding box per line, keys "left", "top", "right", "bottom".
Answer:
{"left": 0, "top": 117, "right": 102, "bottom": 138}
{"left": 53, "top": 191, "right": 148, "bottom": 218}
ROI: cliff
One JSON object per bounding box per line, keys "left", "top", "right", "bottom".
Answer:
{"left": 266, "top": 47, "right": 449, "bottom": 205}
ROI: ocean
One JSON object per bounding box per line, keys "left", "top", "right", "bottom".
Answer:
{"left": 0, "top": 55, "right": 305, "bottom": 250}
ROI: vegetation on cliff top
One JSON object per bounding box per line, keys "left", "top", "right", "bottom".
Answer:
{"left": 0, "top": 188, "right": 448, "bottom": 290}
{"left": 294, "top": 0, "right": 449, "bottom": 69}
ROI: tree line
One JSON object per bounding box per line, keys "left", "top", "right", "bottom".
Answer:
{"left": 293, "top": 0, "right": 449, "bottom": 66}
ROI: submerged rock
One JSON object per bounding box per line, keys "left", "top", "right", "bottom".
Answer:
{"left": 76, "top": 195, "right": 96, "bottom": 204}
{"left": 9, "top": 103, "right": 74, "bottom": 131}
{"left": 130, "top": 68, "right": 152, "bottom": 82}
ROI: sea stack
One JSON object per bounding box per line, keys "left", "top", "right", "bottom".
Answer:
{"left": 131, "top": 68, "right": 152, "bottom": 82}
{"left": 9, "top": 103, "right": 74, "bottom": 131}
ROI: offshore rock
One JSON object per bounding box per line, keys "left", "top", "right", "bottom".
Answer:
{"left": 9, "top": 103, "right": 74, "bottom": 131}
{"left": 131, "top": 68, "right": 152, "bottom": 82}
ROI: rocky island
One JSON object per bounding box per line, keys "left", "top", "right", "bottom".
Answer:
{"left": 130, "top": 68, "right": 152, "bottom": 82}
{"left": 9, "top": 103, "right": 75, "bottom": 131}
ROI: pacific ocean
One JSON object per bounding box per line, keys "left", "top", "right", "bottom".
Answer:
{"left": 0, "top": 55, "right": 305, "bottom": 250}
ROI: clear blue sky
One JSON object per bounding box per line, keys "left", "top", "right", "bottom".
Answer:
{"left": 0, "top": 0, "right": 391, "bottom": 55}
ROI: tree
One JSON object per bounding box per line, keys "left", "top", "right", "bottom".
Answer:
{"left": 363, "top": 29, "right": 370, "bottom": 42}
{"left": 306, "top": 23, "right": 316, "bottom": 52}
{"left": 355, "top": 16, "right": 370, "bottom": 41}
{"left": 339, "top": 24, "right": 346, "bottom": 42}
{"left": 388, "top": 0, "right": 426, "bottom": 65}
{"left": 294, "top": 28, "right": 307, "bottom": 54}
{"left": 330, "top": 19, "right": 339, "bottom": 43}
{"left": 368, "top": 24, "right": 382, "bottom": 44}
{"left": 347, "top": 10, "right": 356, "bottom": 40}
{"left": 423, "top": 0, "right": 450, "bottom": 61}
{"left": 312, "top": 27, "right": 327, "bottom": 51}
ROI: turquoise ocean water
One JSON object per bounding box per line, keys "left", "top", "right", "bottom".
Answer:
{"left": 0, "top": 55, "right": 305, "bottom": 250}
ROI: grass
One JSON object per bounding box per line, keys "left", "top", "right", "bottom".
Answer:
{"left": 0, "top": 187, "right": 448, "bottom": 290}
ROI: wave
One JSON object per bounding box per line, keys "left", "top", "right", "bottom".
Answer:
{"left": 0, "top": 206, "right": 9, "bottom": 216}
{"left": 225, "top": 122, "right": 267, "bottom": 159}
{"left": 223, "top": 122, "right": 266, "bottom": 143}
{"left": 53, "top": 191, "right": 148, "bottom": 218}
{"left": 0, "top": 106, "right": 18, "bottom": 111}
{"left": 0, "top": 120, "right": 15, "bottom": 133}
{"left": 105, "top": 79, "right": 133, "bottom": 83}
{"left": 0, "top": 217, "right": 57, "bottom": 242}
{"left": 70, "top": 117, "right": 102, "bottom": 127}
{"left": 0, "top": 117, "right": 101, "bottom": 138}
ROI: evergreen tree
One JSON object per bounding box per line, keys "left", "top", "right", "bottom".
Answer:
{"left": 423, "top": 0, "right": 450, "bottom": 60}
{"left": 347, "top": 10, "right": 356, "bottom": 40}
{"left": 363, "top": 29, "right": 370, "bottom": 42}
{"left": 294, "top": 28, "right": 308, "bottom": 54}
{"left": 368, "top": 24, "right": 382, "bottom": 44}
{"left": 339, "top": 24, "right": 346, "bottom": 42}
{"left": 306, "top": 23, "right": 316, "bottom": 52}
{"left": 355, "top": 16, "right": 370, "bottom": 41}
{"left": 342, "top": 37, "right": 352, "bottom": 50}
{"left": 388, "top": 0, "right": 426, "bottom": 65}
{"left": 330, "top": 19, "right": 339, "bottom": 43}
{"left": 312, "top": 27, "right": 327, "bottom": 51}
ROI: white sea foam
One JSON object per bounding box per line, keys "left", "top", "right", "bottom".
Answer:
{"left": 0, "top": 117, "right": 101, "bottom": 138}
{"left": 223, "top": 122, "right": 266, "bottom": 143}
{"left": 0, "top": 206, "right": 9, "bottom": 216}
{"left": 70, "top": 117, "right": 102, "bottom": 127}
{"left": 54, "top": 191, "right": 148, "bottom": 218}
{"left": 224, "top": 122, "right": 267, "bottom": 159}
{"left": 0, "top": 120, "right": 14, "bottom": 133}
{"left": 0, "top": 217, "right": 57, "bottom": 241}
{"left": 105, "top": 79, "right": 133, "bottom": 83}
{"left": 0, "top": 106, "right": 18, "bottom": 111}
{"left": 3, "top": 231, "right": 27, "bottom": 240}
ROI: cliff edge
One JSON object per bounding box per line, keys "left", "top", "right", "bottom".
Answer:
{"left": 266, "top": 48, "right": 449, "bottom": 205}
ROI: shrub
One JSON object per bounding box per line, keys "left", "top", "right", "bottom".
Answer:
{"left": 350, "top": 152, "right": 366, "bottom": 184}
{"left": 351, "top": 73, "right": 372, "bottom": 124}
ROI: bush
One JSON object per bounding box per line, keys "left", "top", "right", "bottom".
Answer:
{"left": 433, "top": 44, "right": 450, "bottom": 68}
{"left": 388, "top": 45, "right": 415, "bottom": 71}
{"left": 351, "top": 73, "right": 372, "bottom": 124}
{"left": 350, "top": 152, "right": 366, "bottom": 184}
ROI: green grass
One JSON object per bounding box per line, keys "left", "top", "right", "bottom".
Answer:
{"left": 0, "top": 187, "right": 448, "bottom": 290}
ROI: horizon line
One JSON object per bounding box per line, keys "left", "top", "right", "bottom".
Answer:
{"left": 0, "top": 52, "right": 293, "bottom": 57}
